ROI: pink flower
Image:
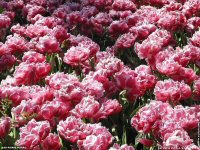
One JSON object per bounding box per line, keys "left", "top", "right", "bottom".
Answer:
{"left": 162, "top": 130, "right": 193, "bottom": 150}
{"left": 70, "top": 96, "right": 100, "bottom": 119}
{"left": 131, "top": 101, "right": 172, "bottom": 133}
{"left": 96, "top": 56, "right": 124, "bottom": 77}
{"left": 77, "top": 123, "right": 113, "bottom": 150}
{"left": 41, "top": 133, "right": 61, "bottom": 150}
{"left": 186, "top": 17, "right": 200, "bottom": 33}
{"left": 13, "top": 62, "right": 51, "bottom": 85}
{"left": 129, "top": 23, "right": 157, "bottom": 40}
{"left": 109, "top": 143, "right": 135, "bottom": 150}
{"left": 115, "top": 32, "right": 137, "bottom": 49}
{"left": 114, "top": 68, "right": 141, "bottom": 102}
{"left": 193, "top": 78, "right": 200, "bottom": 99}
{"left": 36, "top": 35, "right": 61, "bottom": 54}
{"left": 135, "top": 29, "right": 172, "bottom": 59}
{"left": 45, "top": 72, "right": 80, "bottom": 90}
{"left": 5, "top": 34, "right": 27, "bottom": 54}
{"left": 155, "top": 48, "right": 182, "bottom": 76}
{"left": 23, "top": 4, "right": 46, "bottom": 21}
{"left": 16, "top": 119, "right": 51, "bottom": 149}
{"left": 135, "top": 65, "right": 157, "bottom": 94}
{"left": 0, "top": 117, "right": 11, "bottom": 139}
{"left": 12, "top": 100, "right": 40, "bottom": 126}
{"left": 77, "top": 134, "right": 111, "bottom": 150}
{"left": 109, "top": 21, "right": 129, "bottom": 38}
{"left": 57, "top": 116, "right": 89, "bottom": 143}
{"left": 0, "top": 54, "right": 16, "bottom": 72}
{"left": 40, "top": 100, "right": 72, "bottom": 122}
{"left": 78, "top": 39, "right": 100, "bottom": 57}
{"left": 98, "top": 98, "right": 122, "bottom": 118}
{"left": 157, "top": 11, "right": 186, "bottom": 31}
{"left": 82, "top": 78, "right": 105, "bottom": 99}
{"left": 26, "top": 24, "right": 51, "bottom": 38}
{"left": 138, "top": 138, "right": 154, "bottom": 147}
{"left": 51, "top": 25, "right": 70, "bottom": 43}
{"left": 190, "top": 31, "right": 200, "bottom": 48}
{"left": 112, "top": 0, "right": 136, "bottom": 11}
{"left": 0, "top": 14, "right": 11, "bottom": 28}
{"left": 0, "top": 85, "right": 30, "bottom": 106}
{"left": 22, "top": 51, "right": 46, "bottom": 63}
{"left": 63, "top": 46, "right": 90, "bottom": 66}
{"left": 169, "top": 67, "right": 197, "bottom": 84}
{"left": 182, "top": 0, "right": 200, "bottom": 18}
{"left": 154, "top": 79, "right": 191, "bottom": 103}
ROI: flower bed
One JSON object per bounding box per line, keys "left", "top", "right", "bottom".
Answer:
{"left": 0, "top": 0, "right": 200, "bottom": 149}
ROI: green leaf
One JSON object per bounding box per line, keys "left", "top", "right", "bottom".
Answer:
{"left": 121, "top": 126, "right": 127, "bottom": 144}
{"left": 0, "top": 142, "right": 2, "bottom": 150}
{"left": 0, "top": 7, "right": 4, "bottom": 14}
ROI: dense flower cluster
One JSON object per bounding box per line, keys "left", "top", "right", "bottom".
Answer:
{"left": 0, "top": 0, "right": 200, "bottom": 149}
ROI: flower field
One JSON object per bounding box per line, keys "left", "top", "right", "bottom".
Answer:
{"left": 1, "top": 0, "right": 200, "bottom": 149}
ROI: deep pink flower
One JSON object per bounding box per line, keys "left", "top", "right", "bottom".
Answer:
{"left": 0, "top": 117, "right": 11, "bottom": 139}
{"left": 134, "top": 6, "right": 160, "bottom": 24}
{"left": 51, "top": 25, "right": 70, "bottom": 43}
{"left": 90, "top": 12, "right": 112, "bottom": 26}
